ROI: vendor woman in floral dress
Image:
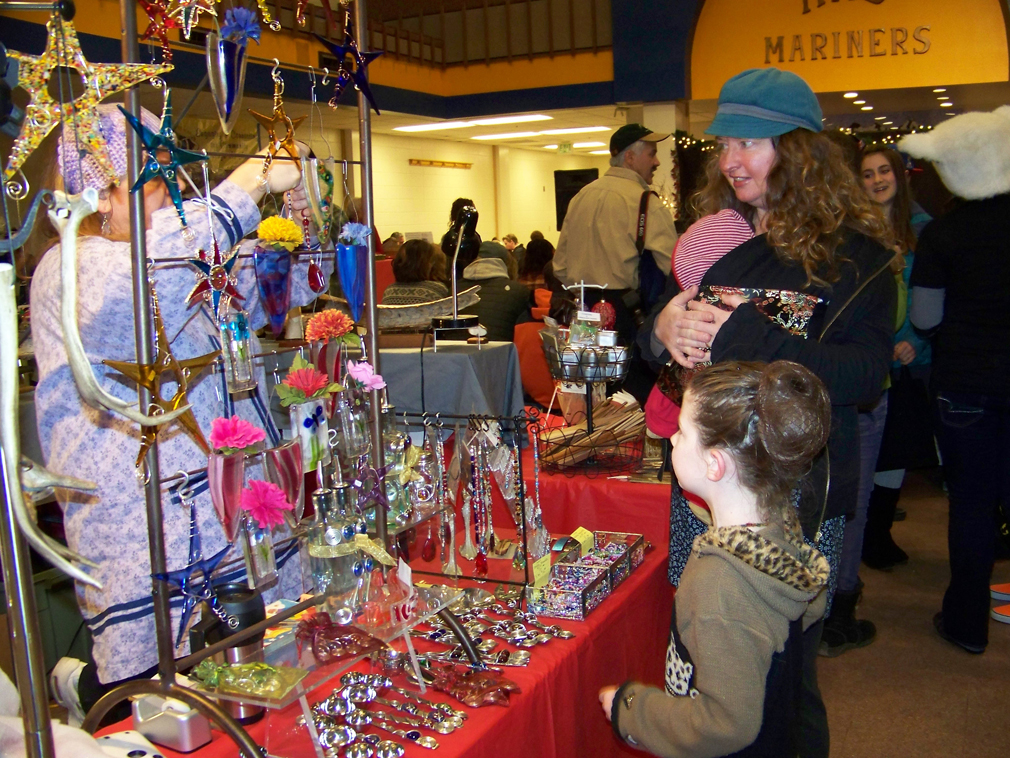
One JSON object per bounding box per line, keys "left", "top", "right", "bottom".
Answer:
{"left": 31, "top": 104, "right": 331, "bottom": 722}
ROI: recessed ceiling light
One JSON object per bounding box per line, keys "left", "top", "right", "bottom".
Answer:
{"left": 539, "top": 126, "right": 610, "bottom": 136}
{"left": 543, "top": 144, "right": 559, "bottom": 150}
{"left": 468, "top": 114, "right": 553, "bottom": 126}
{"left": 939, "top": 102, "right": 953, "bottom": 107}
{"left": 394, "top": 114, "right": 552, "bottom": 132}
{"left": 844, "top": 92, "right": 859, "bottom": 98}
{"left": 854, "top": 100, "right": 866, "bottom": 105}
{"left": 471, "top": 131, "right": 541, "bottom": 140}
{"left": 573, "top": 141, "right": 606, "bottom": 148}
{"left": 933, "top": 88, "right": 947, "bottom": 93}
{"left": 589, "top": 150, "right": 611, "bottom": 155}
{"left": 937, "top": 96, "right": 949, "bottom": 101}
{"left": 861, "top": 106, "right": 873, "bottom": 111}
{"left": 874, "top": 116, "right": 886, "bottom": 120}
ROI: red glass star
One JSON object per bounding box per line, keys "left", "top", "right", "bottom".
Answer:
{"left": 139, "top": 0, "right": 179, "bottom": 62}
{"left": 187, "top": 239, "right": 245, "bottom": 320}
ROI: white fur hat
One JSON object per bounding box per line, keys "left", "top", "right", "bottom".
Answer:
{"left": 899, "top": 106, "right": 1010, "bottom": 200}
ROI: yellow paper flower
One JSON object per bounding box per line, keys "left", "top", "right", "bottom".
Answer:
{"left": 257, "top": 216, "right": 304, "bottom": 251}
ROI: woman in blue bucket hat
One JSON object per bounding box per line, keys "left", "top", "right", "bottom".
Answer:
{"left": 638, "top": 68, "right": 897, "bottom": 757}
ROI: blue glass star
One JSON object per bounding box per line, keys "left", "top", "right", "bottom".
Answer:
{"left": 117, "top": 90, "right": 206, "bottom": 228}
{"left": 315, "top": 19, "right": 383, "bottom": 114}
{"left": 153, "top": 500, "right": 232, "bottom": 648}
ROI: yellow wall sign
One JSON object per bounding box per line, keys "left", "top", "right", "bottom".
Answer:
{"left": 689, "top": 0, "right": 1010, "bottom": 98}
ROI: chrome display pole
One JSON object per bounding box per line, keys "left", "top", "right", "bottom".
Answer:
{"left": 0, "top": 450, "right": 55, "bottom": 758}
{"left": 354, "top": 0, "right": 387, "bottom": 549}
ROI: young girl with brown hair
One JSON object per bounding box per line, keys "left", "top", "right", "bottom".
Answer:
{"left": 601, "top": 360, "right": 831, "bottom": 757}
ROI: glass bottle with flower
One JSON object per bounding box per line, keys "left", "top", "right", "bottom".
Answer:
{"left": 253, "top": 216, "right": 304, "bottom": 337}
{"left": 304, "top": 309, "right": 360, "bottom": 417}
{"left": 208, "top": 416, "right": 266, "bottom": 543}
{"left": 276, "top": 355, "right": 341, "bottom": 470}
{"left": 335, "top": 222, "right": 372, "bottom": 325}
{"left": 239, "top": 479, "right": 294, "bottom": 588}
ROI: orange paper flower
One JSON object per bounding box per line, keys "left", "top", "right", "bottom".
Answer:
{"left": 305, "top": 309, "right": 354, "bottom": 343}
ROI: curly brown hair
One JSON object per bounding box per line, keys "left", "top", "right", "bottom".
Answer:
{"left": 686, "top": 360, "right": 831, "bottom": 520}
{"left": 691, "top": 129, "right": 894, "bottom": 287}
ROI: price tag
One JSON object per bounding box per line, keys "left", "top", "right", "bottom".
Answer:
{"left": 533, "top": 553, "right": 552, "bottom": 587}
{"left": 577, "top": 310, "right": 602, "bottom": 322}
{"left": 571, "top": 526, "right": 595, "bottom": 557}
{"left": 397, "top": 557, "right": 413, "bottom": 588}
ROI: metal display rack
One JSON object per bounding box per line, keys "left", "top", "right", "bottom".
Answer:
{"left": 0, "top": 1, "right": 417, "bottom": 756}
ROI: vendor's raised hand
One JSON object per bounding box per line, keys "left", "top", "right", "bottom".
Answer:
{"left": 228, "top": 141, "right": 309, "bottom": 203}
{"left": 599, "top": 686, "right": 617, "bottom": 722}
{"left": 263, "top": 140, "right": 310, "bottom": 194}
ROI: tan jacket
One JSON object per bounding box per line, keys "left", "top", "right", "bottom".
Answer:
{"left": 554, "top": 167, "right": 677, "bottom": 290}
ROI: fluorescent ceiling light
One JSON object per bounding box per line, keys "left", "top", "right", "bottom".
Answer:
{"left": 939, "top": 102, "right": 953, "bottom": 107}
{"left": 589, "top": 150, "right": 610, "bottom": 155}
{"left": 471, "top": 131, "right": 541, "bottom": 140}
{"left": 843, "top": 92, "right": 859, "bottom": 98}
{"left": 937, "top": 96, "right": 949, "bottom": 101}
{"left": 394, "top": 114, "right": 552, "bottom": 132}
{"left": 468, "top": 114, "right": 552, "bottom": 126}
{"left": 945, "top": 112, "right": 955, "bottom": 116}
{"left": 883, "top": 121, "right": 893, "bottom": 125}
{"left": 933, "top": 88, "right": 947, "bottom": 92}
{"left": 874, "top": 116, "right": 886, "bottom": 120}
{"left": 543, "top": 144, "right": 559, "bottom": 150}
{"left": 890, "top": 127, "right": 899, "bottom": 130}
{"left": 539, "top": 126, "right": 611, "bottom": 136}
{"left": 853, "top": 100, "right": 866, "bottom": 105}
{"left": 573, "top": 141, "right": 606, "bottom": 148}
{"left": 394, "top": 121, "right": 474, "bottom": 132}
{"left": 861, "top": 106, "right": 873, "bottom": 111}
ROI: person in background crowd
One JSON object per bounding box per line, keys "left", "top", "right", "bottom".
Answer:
{"left": 382, "top": 239, "right": 450, "bottom": 305}
{"left": 554, "top": 123, "right": 678, "bottom": 402}
{"left": 458, "top": 240, "right": 530, "bottom": 341}
{"left": 642, "top": 68, "right": 895, "bottom": 757}
{"left": 902, "top": 106, "right": 1010, "bottom": 651}
{"left": 530, "top": 230, "right": 545, "bottom": 242}
{"left": 381, "top": 231, "right": 405, "bottom": 256}
{"left": 602, "top": 361, "right": 831, "bottom": 758}
{"left": 503, "top": 233, "right": 526, "bottom": 267}
{"left": 518, "top": 237, "right": 555, "bottom": 293}
{"left": 858, "top": 146, "right": 933, "bottom": 572}
{"left": 440, "top": 197, "right": 482, "bottom": 279}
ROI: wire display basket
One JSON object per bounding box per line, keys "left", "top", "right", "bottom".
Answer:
{"left": 540, "top": 340, "right": 632, "bottom": 384}
{"left": 534, "top": 404, "right": 645, "bottom": 477}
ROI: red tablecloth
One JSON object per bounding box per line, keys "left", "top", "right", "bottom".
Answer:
{"left": 524, "top": 447, "right": 672, "bottom": 548}
{"left": 375, "top": 257, "right": 395, "bottom": 304}
{"left": 99, "top": 549, "right": 672, "bottom": 758}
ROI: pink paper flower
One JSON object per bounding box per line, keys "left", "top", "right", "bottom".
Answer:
{"left": 240, "top": 479, "right": 294, "bottom": 529}
{"left": 210, "top": 416, "right": 266, "bottom": 453}
{"left": 346, "top": 360, "right": 386, "bottom": 391}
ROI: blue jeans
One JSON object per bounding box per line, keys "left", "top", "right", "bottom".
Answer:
{"left": 936, "top": 391, "right": 1010, "bottom": 649}
{"left": 837, "top": 393, "right": 888, "bottom": 594}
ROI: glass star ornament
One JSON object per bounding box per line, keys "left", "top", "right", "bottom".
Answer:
{"left": 248, "top": 75, "right": 307, "bottom": 178}
{"left": 314, "top": 16, "right": 383, "bottom": 115}
{"left": 153, "top": 497, "right": 233, "bottom": 647}
{"left": 252, "top": 0, "right": 282, "bottom": 31}
{"left": 118, "top": 89, "right": 205, "bottom": 229}
{"left": 4, "top": 17, "right": 172, "bottom": 183}
{"left": 139, "top": 0, "right": 179, "bottom": 62}
{"left": 103, "top": 289, "right": 218, "bottom": 468}
{"left": 167, "top": 0, "right": 217, "bottom": 40}
{"left": 186, "top": 238, "right": 245, "bottom": 319}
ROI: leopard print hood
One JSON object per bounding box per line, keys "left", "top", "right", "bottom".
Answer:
{"left": 691, "top": 516, "right": 830, "bottom": 604}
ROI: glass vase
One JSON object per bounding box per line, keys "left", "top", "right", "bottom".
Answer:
{"left": 263, "top": 438, "right": 304, "bottom": 528}
{"left": 241, "top": 514, "right": 278, "bottom": 590}
{"left": 330, "top": 390, "right": 370, "bottom": 475}
{"left": 253, "top": 244, "right": 293, "bottom": 337}
{"left": 310, "top": 339, "right": 342, "bottom": 418}
{"left": 207, "top": 450, "right": 245, "bottom": 543}
{"left": 289, "top": 399, "right": 331, "bottom": 471}
{"left": 219, "top": 308, "right": 257, "bottom": 393}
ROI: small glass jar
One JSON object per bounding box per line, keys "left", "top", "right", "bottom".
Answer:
{"left": 219, "top": 309, "right": 257, "bottom": 393}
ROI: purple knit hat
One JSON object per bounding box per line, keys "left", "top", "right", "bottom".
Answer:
{"left": 57, "top": 104, "right": 160, "bottom": 194}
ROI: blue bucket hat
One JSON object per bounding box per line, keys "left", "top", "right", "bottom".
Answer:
{"left": 706, "top": 68, "right": 823, "bottom": 139}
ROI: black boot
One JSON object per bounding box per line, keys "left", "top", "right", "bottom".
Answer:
{"left": 818, "top": 589, "right": 876, "bottom": 657}
{"left": 862, "top": 485, "right": 909, "bottom": 571}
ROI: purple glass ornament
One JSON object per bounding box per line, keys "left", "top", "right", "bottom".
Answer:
{"left": 253, "top": 245, "right": 293, "bottom": 336}
{"left": 336, "top": 243, "right": 368, "bottom": 323}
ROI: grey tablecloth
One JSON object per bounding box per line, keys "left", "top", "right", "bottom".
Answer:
{"left": 381, "top": 341, "right": 524, "bottom": 417}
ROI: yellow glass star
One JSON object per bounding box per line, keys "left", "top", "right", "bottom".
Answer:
{"left": 166, "top": 0, "right": 217, "bottom": 40}
{"left": 104, "top": 291, "right": 219, "bottom": 468}
{"left": 248, "top": 86, "right": 307, "bottom": 177}
{"left": 4, "top": 17, "right": 172, "bottom": 183}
